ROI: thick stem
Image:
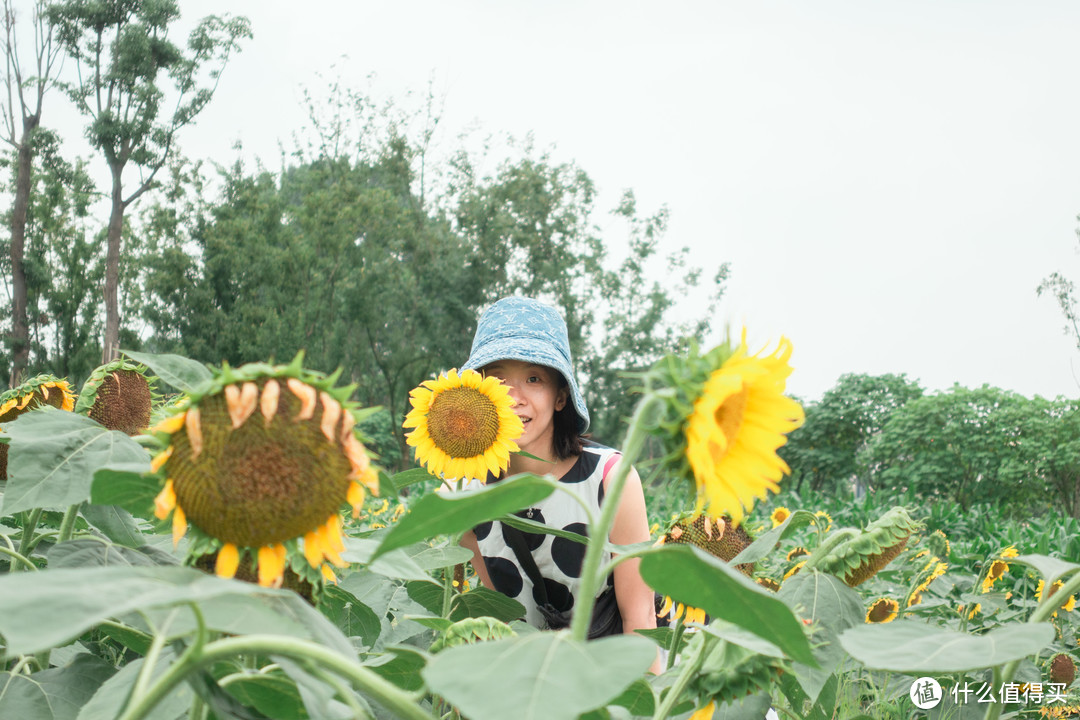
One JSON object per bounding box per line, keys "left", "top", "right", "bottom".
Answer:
{"left": 16, "top": 507, "right": 42, "bottom": 560}
{"left": 651, "top": 632, "right": 711, "bottom": 720}
{"left": 666, "top": 615, "right": 685, "bottom": 671}
{"left": 116, "top": 635, "right": 428, "bottom": 720}
{"left": 0, "top": 545, "right": 37, "bottom": 571}
{"left": 569, "top": 395, "right": 660, "bottom": 642}
{"left": 57, "top": 504, "right": 80, "bottom": 544}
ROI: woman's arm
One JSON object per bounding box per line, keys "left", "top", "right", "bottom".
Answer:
{"left": 605, "top": 459, "right": 662, "bottom": 675}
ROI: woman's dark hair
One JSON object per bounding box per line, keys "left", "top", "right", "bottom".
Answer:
{"left": 553, "top": 373, "right": 583, "bottom": 460}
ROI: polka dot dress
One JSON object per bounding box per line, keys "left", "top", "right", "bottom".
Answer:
{"left": 467, "top": 443, "right": 619, "bottom": 629}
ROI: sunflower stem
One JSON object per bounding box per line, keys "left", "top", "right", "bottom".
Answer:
{"left": 17, "top": 508, "right": 42, "bottom": 561}
{"left": 651, "top": 631, "right": 711, "bottom": 720}
{"left": 569, "top": 394, "right": 661, "bottom": 643}
{"left": 130, "top": 608, "right": 179, "bottom": 708}
{"left": 116, "top": 635, "right": 429, "bottom": 720}
{"left": 665, "top": 614, "right": 685, "bottom": 671}
{"left": 0, "top": 545, "right": 37, "bottom": 571}
{"left": 983, "top": 567, "right": 1080, "bottom": 720}
{"left": 57, "top": 503, "right": 80, "bottom": 544}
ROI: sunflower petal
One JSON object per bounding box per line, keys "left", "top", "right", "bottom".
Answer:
{"left": 260, "top": 379, "right": 280, "bottom": 425}
{"left": 186, "top": 407, "right": 203, "bottom": 460}
{"left": 216, "top": 543, "right": 240, "bottom": 579}
{"left": 287, "top": 378, "right": 317, "bottom": 421}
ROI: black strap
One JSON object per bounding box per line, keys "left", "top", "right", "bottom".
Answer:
{"left": 502, "top": 521, "right": 551, "bottom": 606}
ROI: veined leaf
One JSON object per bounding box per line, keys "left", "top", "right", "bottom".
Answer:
{"left": 120, "top": 350, "right": 212, "bottom": 394}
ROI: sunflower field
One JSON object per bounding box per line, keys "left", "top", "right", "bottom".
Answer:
{"left": 1, "top": 343, "right": 1079, "bottom": 720}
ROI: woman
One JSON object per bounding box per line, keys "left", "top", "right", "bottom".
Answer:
{"left": 457, "top": 297, "right": 660, "bottom": 670}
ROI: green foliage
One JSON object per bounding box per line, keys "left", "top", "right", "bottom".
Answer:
{"left": 781, "top": 373, "right": 923, "bottom": 495}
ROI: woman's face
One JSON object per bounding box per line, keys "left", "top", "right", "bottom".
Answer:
{"left": 481, "top": 359, "right": 568, "bottom": 456}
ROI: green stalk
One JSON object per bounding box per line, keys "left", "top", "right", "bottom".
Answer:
{"left": 116, "top": 635, "right": 428, "bottom": 720}
{"left": 651, "top": 631, "right": 711, "bottom": 720}
{"left": 130, "top": 609, "right": 179, "bottom": 705}
{"left": 569, "top": 395, "right": 660, "bottom": 642}
{"left": 57, "top": 504, "right": 80, "bottom": 544}
{"left": 17, "top": 508, "right": 42, "bottom": 559}
{"left": 665, "top": 614, "right": 685, "bottom": 671}
{"left": 0, "top": 545, "right": 38, "bottom": 571}
{"left": 983, "top": 568, "right": 1080, "bottom": 720}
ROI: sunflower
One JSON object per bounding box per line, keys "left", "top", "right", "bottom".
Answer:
{"left": 806, "top": 507, "right": 920, "bottom": 587}
{"left": 783, "top": 561, "right": 806, "bottom": 581}
{"left": 683, "top": 337, "right": 804, "bottom": 524}
{"left": 403, "top": 369, "right": 523, "bottom": 480}
{"left": 0, "top": 374, "right": 76, "bottom": 478}
{"left": 866, "top": 598, "right": 899, "bottom": 623}
{"left": 786, "top": 546, "right": 809, "bottom": 562}
{"left": 813, "top": 510, "right": 833, "bottom": 532}
{"left": 656, "top": 595, "right": 707, "bottom": 625}
{"left": 689, "top": 701, "right": 716, "bottom": 720}
{"left": 958, "top": 603, "right": 980, "bottom": 620}
{"left": 1050, "top": 653, "right": 1077, "bottom": 686}
{"left": 911, "top": 561, "right": 949, "bottom": 599}
{"left": 150, "top": 360, "right": 379, "bottom": 589}
{"left": 660, "top": 511, "right": 755, "bottom": 575}
{"left": 1001, "top": 545, "right": 1019, "bottom": 559}
{"left": 1037, "top": 580, "right": 1078, "bottom": 616}
{"left": 75, "top": 359, "right": 156, "bottom": 435}
{"left": 770, "top": 506, "right": 791, "bottom": 528}
{"left": 981, "top": 559, "right": 1009, "bottom": 593}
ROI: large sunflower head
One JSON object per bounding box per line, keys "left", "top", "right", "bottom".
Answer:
{"left": 149, "top": 358, "right": 379, "bottom": 589}
{"left": 403, "top": 368, "right": 523, "bottom": 480}
{"left": 75, "top": 359, "right": 156, "bottom": 435}
{"left": 660, "top": 510, "right": 755, "bottom": 575}
{"left": 0, "top": 374, "right": 76, "bottom": 478}
{"left": 640, "top": 334, "right": 804, "bottom": 525}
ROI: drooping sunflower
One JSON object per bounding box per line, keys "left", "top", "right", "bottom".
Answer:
{"left": 149, "top": 359, "right": 380, "bottom": 588}
{"left": 1036, "top": 579, "right": 1077, "bottom": 617}
{"left": 76, "top": 359, "right": 156, "bottom": 435}
{"left": 0, "top": 374, "right": 76, "bottom": 478}
{"left": 1050, "top": 653, "right": 1077, "bottom": 686}
{"left": 403, "top": 369, "right": 523, "bottom": 480}
{"left": 805, "top": 506, "right": 921, "bottom": 587}
{"left": 866, "top": 598, "right": 899, "bottom": 624}
{"left": 981, "top": 559, "right": 1010, "bottom": 593}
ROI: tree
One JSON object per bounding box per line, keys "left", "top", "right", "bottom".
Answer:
{"left": 47, "top": 0, "right": 250, "bottom": 362}
{"left": 1, "top": 0, "right": 61, "bottom": 385}
{"left": 781, "top": 373, "right": 923, "bottom": 495}
{"left": 862, "top": 384, "right": 1040, "bottom": 512}
{"left": 1000, "top": 396, "right": 1080, "bottom": 518}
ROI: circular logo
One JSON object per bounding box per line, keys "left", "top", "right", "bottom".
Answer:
{"left": 910, "top": 677, "right": 943, "bottom": 709}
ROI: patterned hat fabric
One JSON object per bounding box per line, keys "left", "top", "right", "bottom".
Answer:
{"left": 463, "top": 297, "right": 590, "bottom": 434}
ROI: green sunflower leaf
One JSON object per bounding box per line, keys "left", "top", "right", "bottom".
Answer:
{"left": 0, "top": 654, "right": 116, "bottom": 720}
{"left": 839, "top": 620, "right": 1056, "bottom": 672}
{"left": 730, "top": 509, "right": 816, "bottom": 565}
{"left": 370, "top": 473, "right": 556, "bottom": 559}
{"left": 1008, "top": 554, "right": 1080, "bottom": 586}
{"left": 219, "top": 672, "right": 306, "bottom": 720}
{"left": 77, "top": 648, "right": 194, "bottom": 720}
{"left": 120, "top": 350, "right": 212, "bottom": 394}
{"left": 639, "top": 544, "right": 816, "bottom": 666}
{"left": 90, "top": 464, "right": 160, "bottom": 520}
{"left": 422, "top": 632, "right": 655, "bottom": 720}
{"left": 1, "top": 409, "right": 150, "bottom": 515}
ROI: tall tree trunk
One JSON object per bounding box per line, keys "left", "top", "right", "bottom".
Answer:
{"left": 9, "top": 118, "right": 38, "bottom": 387}
{"left": 102, "top": 166, "right": 124, "bottom": 363}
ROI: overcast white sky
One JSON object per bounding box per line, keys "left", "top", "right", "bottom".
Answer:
{"left": 51, "top": 1, "right": 1080, "bottom": 401}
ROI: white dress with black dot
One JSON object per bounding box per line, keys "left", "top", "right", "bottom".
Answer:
{"left": 463, "top": 442, "right": 619, "bottom": 629}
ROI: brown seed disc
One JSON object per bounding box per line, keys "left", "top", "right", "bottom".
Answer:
{"left": 169, "top": 379, "right": 352, "bottom": 548}
{"left": 89, "top": 370, "right": 152, "bottom": 435}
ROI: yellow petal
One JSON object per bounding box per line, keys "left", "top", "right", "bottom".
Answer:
{"left": 151, "top": 412, "right": 186, "bottom": 435}
{"left": 172, "top": 504, "right": 187, "bottom": 547}
{"left": 216, "top": 543, "right": 240, "bottom": 579}
{"left": 40, "top": 384, "right": 49, "bottom": 400}
{"left": 258, "top": 544, "right": 286, "bottom": 588}
{"left": 186, "top": 407, "right": 203, "bottom": 460}
{"left": 287, "top": 378, "right": 317, "bottom": 421}
{"left": 17, "top": 393, "right": 33, "bottom": 410}
{"left": 150, "top": 446, "right": 173, "bottom": 474}
{"left": 261, "top": 379, "right": 280, "bottom": 425}
{"left": 689, "top": 701, "right": 716, "bottom": 720}
{"left": 303, "top": 530, "right": 323, "bottom": 569}
{"left": 321, "top": 564, "right": 337, "bottom": 584}
{"left": 347, "top": 482, "right": 366, "bottom": 518}
{"left": 226, "top": 382, "right": 259, "bottom": 429}
{"left": 154, "top": 479, "right": 176, "bottom": 520}
{"left": 319, "top": 392, "right": 342, "bottom": 442}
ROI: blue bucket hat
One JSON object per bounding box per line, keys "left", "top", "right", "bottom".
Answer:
{"left": 462, "top": 297, "right": 590, "bottom": 434}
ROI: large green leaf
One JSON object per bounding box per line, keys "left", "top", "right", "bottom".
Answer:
{"left": 391, "top": 467, "right": 434, "bottom": 490}
{"left": 777, "top": 570, "right": 864, "bottom": 703}
{"left": 371, "top": 473, "right": 556, "bottom": 559}
{"left": 90, "top": 464, "right": 160, "bottom": 520}
{"left": 1, "top": 409, "right": 150, "bottom": 514}
{"left": 120, "top": 350, "right": 212, "bottom": 394}
{"left": 423, "top": 632, "right": 656, "bottom": 720}
{"left": 48, "top": 538, "right": 177, "bottom": 569}
{"left": 839, "top": 620, "right": 1056, "bottom": 672}
{"left": 0, "top": 566, "right": 353, "bottom": 656}
{"left": 639, "top": 545, "right": 816, "bottom": 666}
{"left": 342, "top": 538, "right": 438, "bottom": 580}
{"left": 365, "top": 646, "right": 428, "bottom": 691}
{"left": 0, "top": 654, "right": 115, "bottom": 720}
{"left": 1009, "top": 554, "right": 1080, "bottom": 586}
{"left": 222, "top": 672, "right": 306, "bottom": 720}
{"left": 79, "top": 502, "right": 146, "bottom": 548}
{"left": 77, "top": 649, "right": 192, "bottom": 720}
{"left": 320, "top": 584, "right": 382, "bottom": 648}
{"left": 731, "top": 509, "right": 816, "bottom": 565}
{"left": 449, "top": 587, "right": 527, "bottom": 622}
